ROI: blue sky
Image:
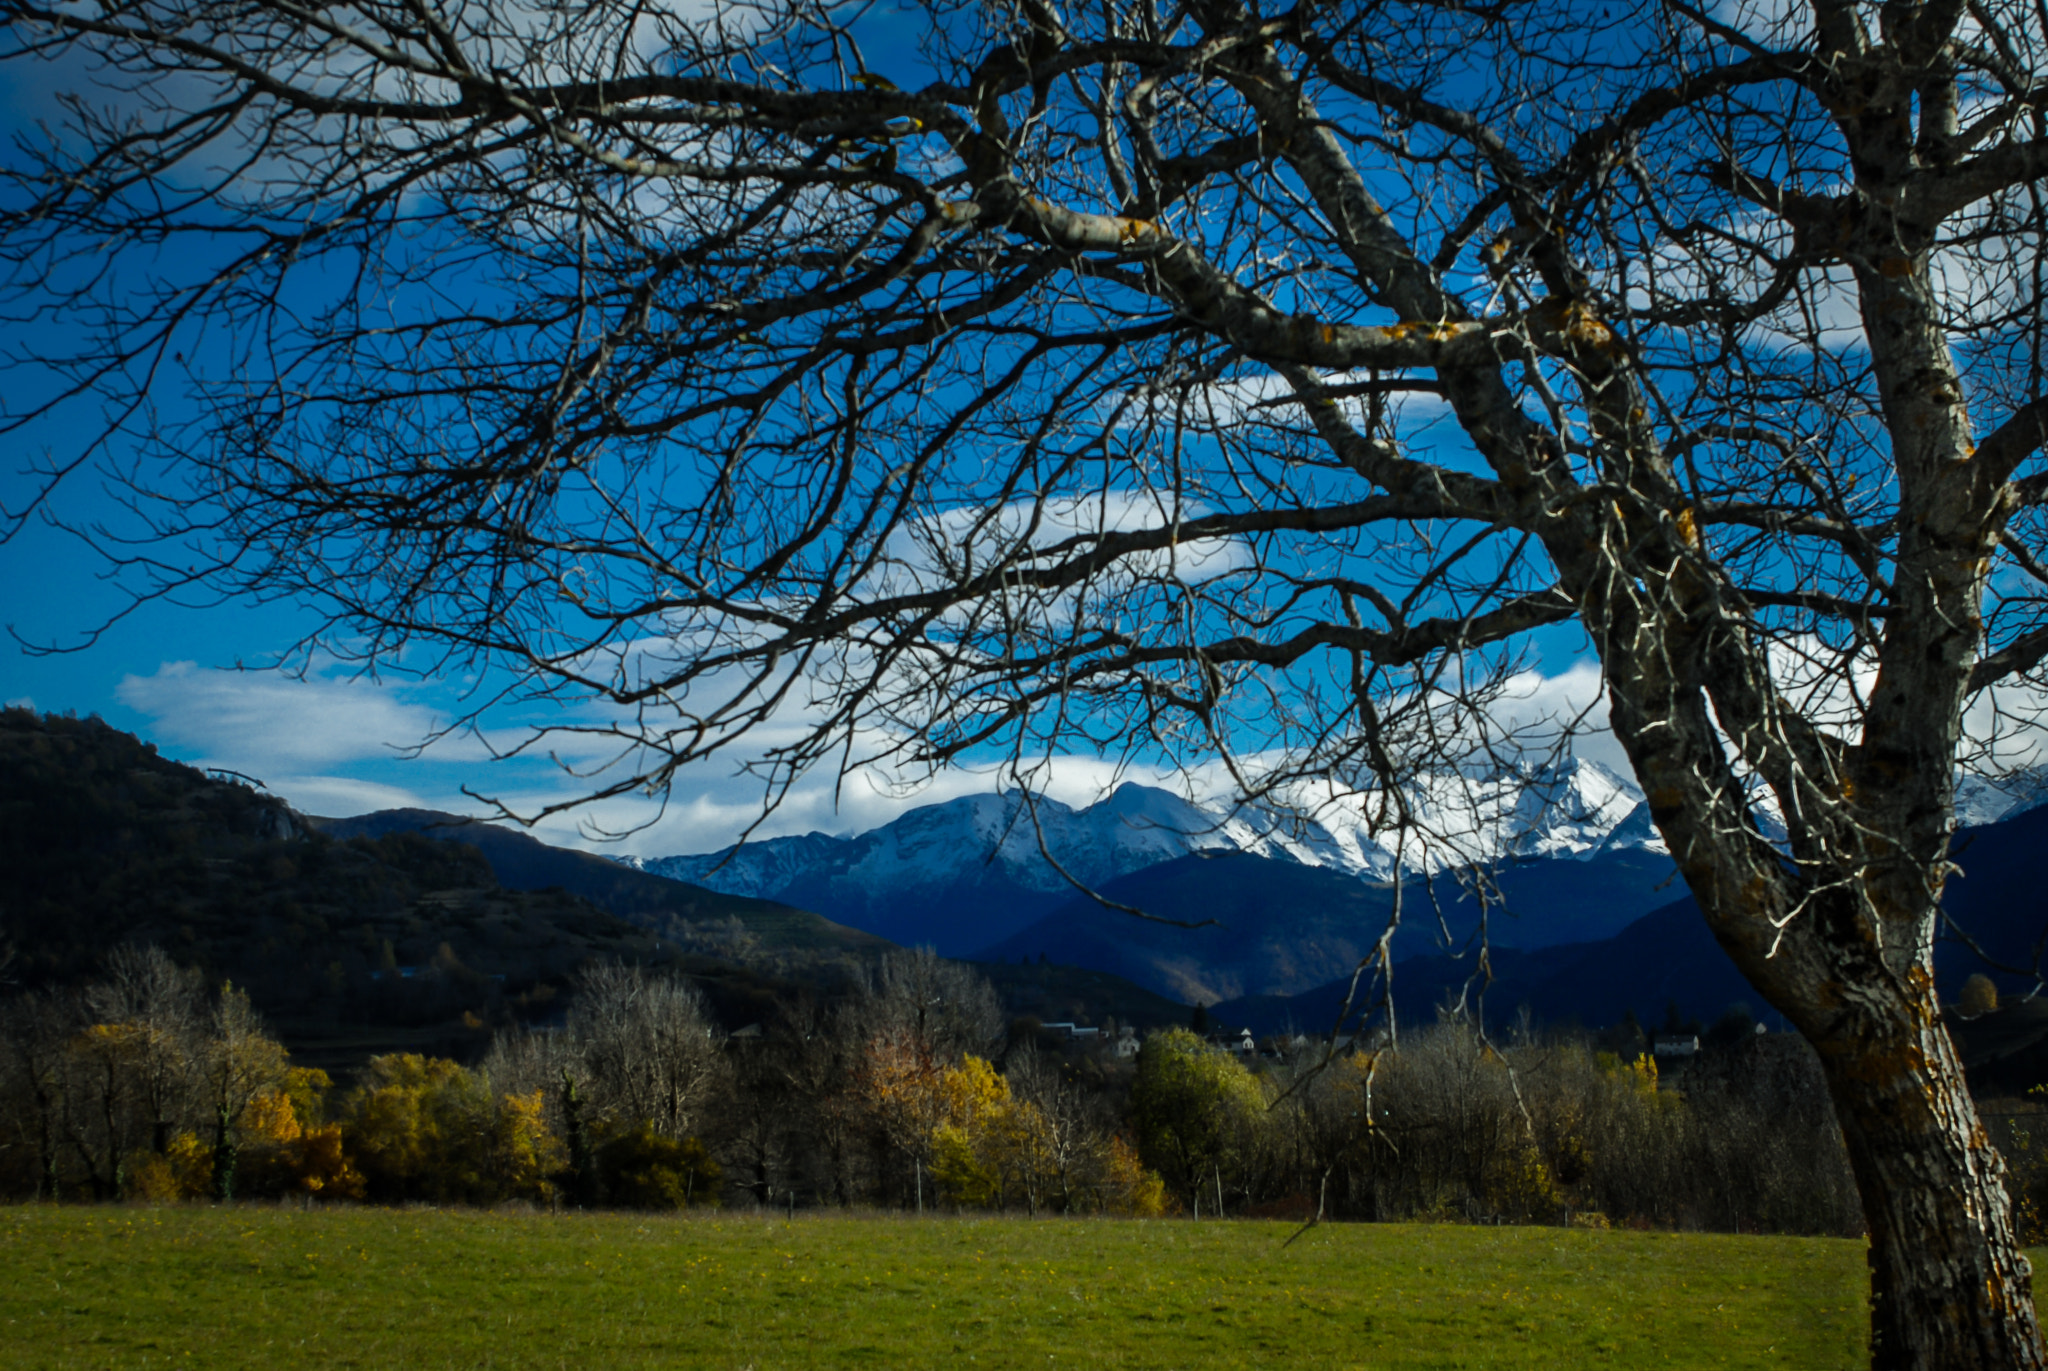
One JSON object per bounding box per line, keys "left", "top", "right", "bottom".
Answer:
{"left": 0, "top": 5, "right": 1627, "bottom": 857}
{"left": 0, "top": 449, "right": 1616, "bottom": 860}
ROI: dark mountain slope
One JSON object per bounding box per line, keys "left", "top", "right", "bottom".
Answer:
{"left": 1930, "top": 803, "right": 2048, "bottom": 996}
{"left": 0, "top": 708, "right": 681, "bottom": 1067}
{"left": 1211, "top": 806, "right": 2048, "bottom": 1046}
{"left": 974, "top": 852, "right": 1404, "bottom": 1005}
{"left": 968, "top": 958, "right": 1192, "bottom": 1034}
{"left": 315, "top": 808, "right": 887, "bottom": 954}
{"left": 975, "top": 846, "right": 1683, "bottom": 1004}
{"left": 0, "top": 710, "right": 889, "bottom": 1071}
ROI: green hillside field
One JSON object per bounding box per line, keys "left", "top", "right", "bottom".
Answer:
{"left": 0, "top": 1205, "right": 1909, "bottom": 1369}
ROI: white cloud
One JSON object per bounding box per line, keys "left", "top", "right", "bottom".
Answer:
{"left": 102, "top": 646, "right": 1196, "bottom": 857}
{"left": 1479, "top": 659, "right": 1628, "bottom": 772}
{"left": 1705, "top": 0, "right": 1807, "bottom": 43}
{"left": 113, "top": 626, "right": 2048, "bottom": 864}
{"left": 496, "top": 750, "right": 1192, "bottom": 856}
{"left": 268, "top": 774, "right": 434, "bottom": 820}
{"left": 116, "top": 659, "right": 492, "bottom": 770}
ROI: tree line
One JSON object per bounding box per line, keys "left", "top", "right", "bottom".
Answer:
{"left": 1, "top": 945, "right": 1865, "bottom": 1233}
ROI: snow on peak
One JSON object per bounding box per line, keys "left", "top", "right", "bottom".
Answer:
{"left": 627, "top": 756, "right": 1671, "bottom": 907}
{"left": 1955, "top": 772, "right": 2048, "bottom": 828}
{"left": 1234, "top": 756, "right": 1657, "bottom": 875}
{"left": 624, "top": 761, "right": 2048, "bottom": 916}
{"left": 627, "top": 783, "right": 1241, "bottom": 901}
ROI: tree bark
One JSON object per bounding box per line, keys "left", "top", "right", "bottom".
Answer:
{"left": 1685, "top": 851, "right": 2048, "bottom": 1369}
{"left": 1815, "top": 970, "right": 2044, "bottom": 1369}
{"left": 213, "top": 1102, "right": 237, "bottom": 1202}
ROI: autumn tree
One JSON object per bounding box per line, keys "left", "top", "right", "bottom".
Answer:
{"left": 339, "top": 1052, "right": 561, "bottom": 1203}
{"left": 64, "top": 1020, "right": 148, "bottom": 1198}
{"left": 857, "top": 950, "right": 1007, "bottom": 1203}
{"left": 10, "top": 0, "right": 2048, "bottom": 1361}
{"left": 926, "top": 1055, "right": 1036, "bottom": 1208}
{"left": 233, "top": 1066, "right": 367, "bottom": 1201}
{"left": 198, "top": 982, "right": 291, "bottom": 1200}
{"left": 1957, "top": 973, "right": 2000, "bottom": 1018}
{"left": 1129, "top": 1028, "right": 1265, "bottom": 1215}
{"left": 0, "top": 949, "right": 316, "bottom": 1200}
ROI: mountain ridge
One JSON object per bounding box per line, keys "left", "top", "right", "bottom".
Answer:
{"left": 1210, "top": 803, "right": 2048, "bottom": 1038}
{"left": 974, "top": 846, "right": 1692, "bottom": 1005}
{"left": 314, "top": 807, "right": 887, "bottom": 954}
{"left": 628, "top": 761, "right": 1669, "bottom": 954}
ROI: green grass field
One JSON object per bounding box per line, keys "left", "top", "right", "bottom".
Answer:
{"left": 1, "top": 1205, "right": 1888, "bottom": 1369}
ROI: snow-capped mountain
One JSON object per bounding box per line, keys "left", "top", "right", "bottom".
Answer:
{"left": 632, "top": 782, "right": 1246, "bottom": 910}
{"left": 626, "top": 759, "right": 1660, "bottom": 952}
{"left": 1242, "top": 755, "right": 1654, "bottom": 874}
{"left": 1955, "top": 771, "right": 2048, "bottom": 828}
{"left": 625, "top": 760, "right": 2048, "bottom": 955}
{"left": 1675, "top": 769, "right": 2048, "bottom": 851}
{"left": 628, "top": 783, "right": 1250, "bottom": 953}
{"left": 633, "top": 759, "right": 1652, "bottom": 894}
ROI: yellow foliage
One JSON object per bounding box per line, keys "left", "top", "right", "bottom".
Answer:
{"left": 344, "top": 1054, "right": 490, "bottom": 1201}
{"left": 928, "top": 1057, "right": 1022, "bottom": 1208}
{"left": 1101, "top": 1134, "right": 1169, "bottom": 1218}
{"left": 125, "top": 1153, "right": 182, "bottom": 1202}
{"left": 73, "top": 1021, "right": 145, "bottom": 1064}
{"left": 1485, "top": 1142, "right": 1562, "bottom": 1218}
{"left": 126, "top": 1132, "right": 216, "bottom": 1202}
{"left": 930, "top": 1122, "right": 1001, "bottom": 1208}
{"left": 1958, "top": 974, "right": 1999, "bottom": 1018}
{"left": 596, "top": 1124, "right": 719, "bottom": 1209}
{"left": 288, "top": 1123, "right": 366, "bottom": 1200}
{"left": 339, "top": 1055, "right": 562, "bottom": 1203}
{"left": 239, "top": 1078, "right": 362, "bottom": 1198}
{"left": 861, "top": 1037, "right": 947, "bottom": 1150}
{"left": 936, "top": 1055, "right": 1010, "bottom": 1128}
{"left": 241, "top": 1089, "right": 303, "bottom": 1149}
{"left": 926, "top": 1057, "right": 1076, "bottom": 1211}
{"left": 492, "top": 1090, "right": 566, "bottom": 1201}
{"left": 282, "top": 1067, "right": 333, "bottom": 1128}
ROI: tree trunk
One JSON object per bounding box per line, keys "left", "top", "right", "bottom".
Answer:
{"left": 1815, "top": 979, "right": 2044, "bottom": 1370}
{"left": 561, "top": 1070, "right": 597, "bottom": 1206}
{"left": 213, "top": 1103, "right": 237, "bottom": 1202}
{"left": 1624, "top": 697, "right": 2048, "bottom": 1368}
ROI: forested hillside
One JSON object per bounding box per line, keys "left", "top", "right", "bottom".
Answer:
{"left": 0, "top": 709, "right": 862, "bottom": 1066}
{"left": 314, "top": 807, "right": 886, "bottom": 954}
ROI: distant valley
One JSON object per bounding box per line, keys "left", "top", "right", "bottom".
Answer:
{"left": 623, "top": 762, "right": 2048, "bottom": 1033}
{"left": 12, "top": 706, "right": 2048, "bottom": 1069}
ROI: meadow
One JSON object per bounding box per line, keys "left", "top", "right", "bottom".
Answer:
{"left": 0, "top": 1205, "right": 1892, "bottom": 1370}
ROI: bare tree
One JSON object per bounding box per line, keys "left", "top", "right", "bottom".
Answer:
{"left": 567, "top": 962, "right": 727, "bottom": 1141}
{"left": 6, "top": 0, "right": 2048, "bottom": 1361}
{"left": 0, "top": 988, "right": 80, "bottom": 1199}
{"left": 773, "top": 993, "right": 874, "bottom": 1208}
{"left": 89, "top": 946, "right": 202, "bottom": 1156}
{"left": 869, "top": 948, "right": 1006, "bottom": 1063}
{"left": 1003, "top": 1040, "right": 1112, "bottom": 1214}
